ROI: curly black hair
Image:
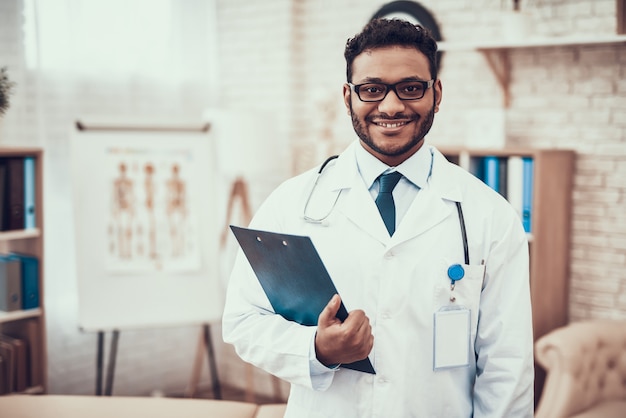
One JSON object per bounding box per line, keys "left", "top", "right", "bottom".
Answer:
{"left": 344, "top": 18, "right": 439, "bottom": 83}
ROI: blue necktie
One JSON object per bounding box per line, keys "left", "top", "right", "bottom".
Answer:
{"left": 375, "top": 171, "right": 402, "bottom": 236}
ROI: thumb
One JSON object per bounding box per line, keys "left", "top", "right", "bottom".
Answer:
{"left": 318, "top": 294, "right": 341, "bottom": 327}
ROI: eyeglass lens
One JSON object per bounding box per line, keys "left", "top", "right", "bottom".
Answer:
{"left": 356, "top": 81, "right": 428, "bottom": 102}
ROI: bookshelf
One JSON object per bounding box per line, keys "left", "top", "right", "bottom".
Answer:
{"left": 0, "top": 147, "right": 45, "bottom": 395}
{"left": 439, "top": 146, "right": 575, "bottom": 404}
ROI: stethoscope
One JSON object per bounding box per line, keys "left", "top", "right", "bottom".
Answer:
{"left": 303, "top": 154, "right": 470, "bottom": 289}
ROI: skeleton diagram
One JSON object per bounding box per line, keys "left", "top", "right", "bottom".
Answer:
{"left": 111, "top": 162, "right": 135, "bottom": 258}
{"left": 166, "top": 163, "right": 187, "bottom": 257}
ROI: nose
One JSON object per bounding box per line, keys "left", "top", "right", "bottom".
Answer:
{"left": 377, "top": 88, "right": 406, "bottom": 116}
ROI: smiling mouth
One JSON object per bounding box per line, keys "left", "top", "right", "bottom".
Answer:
{"left": 374, "top": 120, "right": 411, "bottom": 128}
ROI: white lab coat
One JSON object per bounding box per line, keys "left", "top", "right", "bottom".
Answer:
{"left": 222, "top": 142, "right": 534, "bottom": 418}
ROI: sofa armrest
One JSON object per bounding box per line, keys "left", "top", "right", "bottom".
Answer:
{"left": 534, "top": 320, "right": 626, "bottom": 418}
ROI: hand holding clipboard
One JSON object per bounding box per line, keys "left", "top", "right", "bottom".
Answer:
{"left": 230, "top": 225, "right": 376, "bottom": 374}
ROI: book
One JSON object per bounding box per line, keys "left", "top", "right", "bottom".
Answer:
{"left": 0, "top": 334, "right": 27, "bottom": 392}
{"left": 507, "top": 156, "right": 525, "bottom": 222}
{"left": 0, "top": 354, "right": 6, "bottom": 394}
{"left": 23, "top": 157, "right": 36, "bottom": 229}
{"left": 522, "top": 157, "right": 534, "bottom": 233}
{"left": 10, "top": 253, "right": 40, "bottom": 310}
{"left": 483, "top": 156, "right": 500, "bottom": 193}
{"left": 4, "top": 158, "right": 25, "bottom": 231}
{"left": 0, "top": 255, "right": 22, "bottom": 312}
{"left": 230, "top": 225, "right": 376, "bottom": 374}
{"left": 0, "top": 339, "right": 15, "bottom": 393}
{"left": 2, "top": 319, "right": 40, "bottom": 388}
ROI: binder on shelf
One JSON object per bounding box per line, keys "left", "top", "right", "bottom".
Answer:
{"left": 507, "top": 156, "right": 525, "bottom": 222}
{"left": 498, "top": 157, "right": 508, "bottom": 198}
{"left": 483, "top": 156, "right": 500, "bottom": 193}
{"left": 468, "top": 156, "right": 483, "bottom": 179}
{"left": 10, "top": 253, "right": 40, "bottom": 310}
{"left": 522, "top": 157, "right": 534, "bottom": 233}
{"left": 4, "top": 158, "right": 25, "bottom": 231}
{"left": 0, "top": 255, "right": 22, "bottom": 312}
{"left": 23, "top": 157, "right": 36, "bottom": 229}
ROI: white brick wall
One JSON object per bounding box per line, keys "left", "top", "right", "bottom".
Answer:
{"left": 1, "top": 0, "right": 624, "bottom": 401}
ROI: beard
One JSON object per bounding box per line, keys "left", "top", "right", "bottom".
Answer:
{"left": 350, "top": 99, "right": 436, "bottom": 158}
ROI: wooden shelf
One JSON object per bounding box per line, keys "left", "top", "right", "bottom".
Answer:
{"left": 0, "top": 308, "right": 42, "bottom": 324}
{"left": 439, "top": 34, "right": 626, "bottom": 107}
{"left": 0, "top": 229, "right": 41, "bottom": 241}
{"left": 438, "top": 34, "right": 626, "bottom": 51}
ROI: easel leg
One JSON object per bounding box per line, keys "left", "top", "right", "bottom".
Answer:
{"left": 96, "top": 331, "right": 104, "bottom": 395}
{"left": 104, "top": 330, "right": 120, "bottom": 396}
{"left": 203, "top": 324, "right": 222, "bottom": 399}
{"left": 185, "top": 329, "right": 206, "bottom": 398}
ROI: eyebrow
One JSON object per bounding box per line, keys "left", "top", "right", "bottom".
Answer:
{"left": 358, "top": 76, "right": 429, "bottom": 84}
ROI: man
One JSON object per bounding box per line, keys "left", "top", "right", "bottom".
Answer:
{"left": 223, "top": 18, "right": 533, "bottom": 417}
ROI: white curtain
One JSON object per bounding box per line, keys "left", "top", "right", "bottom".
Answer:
{"left": 25, "top": 0, "right": 218, "bottom": 86}
{"left": 21, "top": 0, "right": 220, "bottom": 395}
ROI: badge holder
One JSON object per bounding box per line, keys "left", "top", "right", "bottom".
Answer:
{"left": 433, "top": 264, "right": 471, "bottom": 370}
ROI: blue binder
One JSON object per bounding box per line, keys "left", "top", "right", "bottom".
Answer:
{"left": 10, "top": 253, "right": 39, "bottom": 310}
{"left": 483, "top": 156, "right": 500, "bottom": 193}
{"left": 0, "top": 254, "right": 22, "bottom": 311}
{"left": 522, "top": 158, "right": 534, "bottom": 233}
{"left": 23, "top": 157, "right": 36, "bottom": 229}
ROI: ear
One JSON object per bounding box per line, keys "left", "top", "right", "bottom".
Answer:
{"left": 343, "top": 83, "right": 352, "bottom": 115}
{"left": 434, "top": 79, "right": 443, "bottom": 113}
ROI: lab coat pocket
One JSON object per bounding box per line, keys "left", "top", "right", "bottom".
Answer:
{"left": 434, "top": 262, "right": 485, "bottom": 337}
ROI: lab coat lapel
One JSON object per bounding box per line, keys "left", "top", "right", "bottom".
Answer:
{"left": 323, "top": 144, "right": 390, "bottom": 244}
{"left": 391, "top": 147, "right": 464, "bottom": 247}
{"left": 390, "top": 185, "right": 451, "bottom": 245}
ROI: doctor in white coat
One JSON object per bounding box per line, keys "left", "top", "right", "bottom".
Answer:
{"left": 223, "top": 18, "right": 534, "bottom": 418}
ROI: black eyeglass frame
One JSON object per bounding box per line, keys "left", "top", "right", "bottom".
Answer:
{"left": 348, "top": 79, "right": 435, "bottom": 102}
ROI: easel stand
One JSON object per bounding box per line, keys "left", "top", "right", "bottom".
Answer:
{"left": 185, "top": 325, "right": 222, "bottom": 399}
{"left": 95, "top": 325, "right": 221, "bottom": 399}
{"left": 95, "top": 330, "right": 121, "bottom": 396}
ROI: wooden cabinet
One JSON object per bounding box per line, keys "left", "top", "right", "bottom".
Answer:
{"left": 0, "top": 147, "right": 45, "bottom": 394}
{"left": 438, "top": 147, "right": 575, "bottom": 404}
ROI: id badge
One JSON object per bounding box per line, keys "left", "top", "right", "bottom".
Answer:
{"left": 433, "top": 307, "right": 470, "bottom": 370}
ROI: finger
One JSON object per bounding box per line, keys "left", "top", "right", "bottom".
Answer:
{"left": 318, "top": 294, "right": 341, "bottom": 327}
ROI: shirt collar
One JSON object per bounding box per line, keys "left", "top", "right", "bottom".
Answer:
{"left": 355, "top": 141, "right": 432, "bottom": 189}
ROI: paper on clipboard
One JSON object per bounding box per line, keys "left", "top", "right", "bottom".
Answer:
{"left": 230, "top": 225, "right": 375, "bottom": 374}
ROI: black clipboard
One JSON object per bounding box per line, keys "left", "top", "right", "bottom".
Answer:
{"left": 230, "top": 225, "right": 375, "bottom": 374}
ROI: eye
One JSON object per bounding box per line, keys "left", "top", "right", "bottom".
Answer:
{"left": 361, "top": 84, "right": 385, "bottom": 94}
{"left": 398, "top": 82, "right": 425, "bottom": 98}
{"left": 400, "top": 83, "right": 423, "bottom": 93}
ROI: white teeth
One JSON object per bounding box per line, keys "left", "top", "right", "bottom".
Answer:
{"left": 377, "top": 122, "right": 406, "bottom": 128}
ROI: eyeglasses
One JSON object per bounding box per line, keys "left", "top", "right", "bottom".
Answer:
{"left": 348, "top": 79, "right": 434, "bottom": 102}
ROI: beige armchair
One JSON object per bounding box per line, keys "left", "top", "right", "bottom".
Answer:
{"left": 534, "top": 319, "right": 626, "bottom": 418}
